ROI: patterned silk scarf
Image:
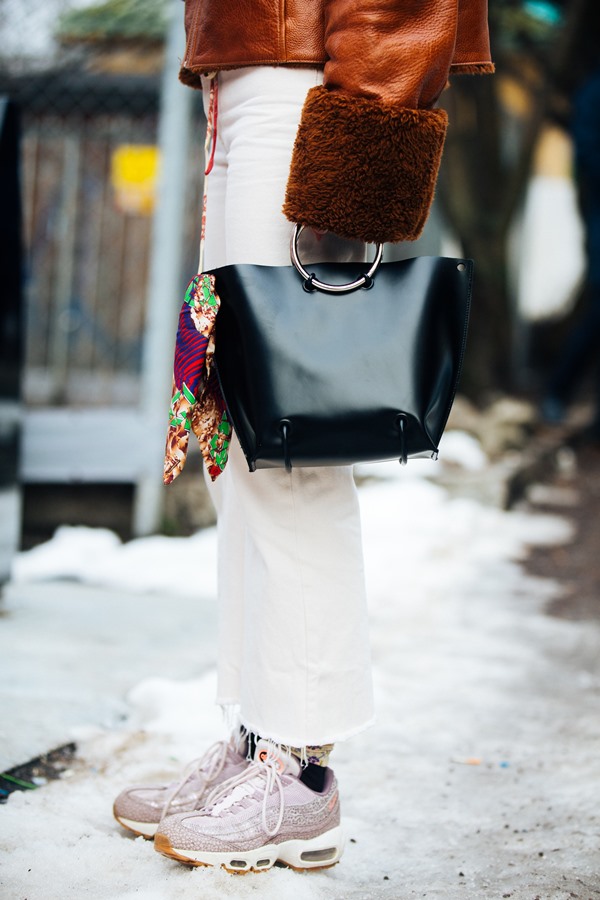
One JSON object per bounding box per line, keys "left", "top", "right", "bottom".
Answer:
{"left": 163, "top": 77, "right": 231, "bottom": 484}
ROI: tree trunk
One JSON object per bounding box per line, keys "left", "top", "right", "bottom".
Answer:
{"left": 438, "top": 77, "right": 515, "bottom": 398}
{"left": 460, "top": 231, "right": 511, "bottom": 397}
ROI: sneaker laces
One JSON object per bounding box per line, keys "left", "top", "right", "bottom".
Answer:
{"left": 161, "top": 739, "right": 231, "bottom": 819}
{"left": 204, "top": 744, "right": 287, "bottom": 838}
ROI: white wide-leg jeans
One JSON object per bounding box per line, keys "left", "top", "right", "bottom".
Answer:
{"left": 202, "top": 67, "right": 374, "bottom": 749}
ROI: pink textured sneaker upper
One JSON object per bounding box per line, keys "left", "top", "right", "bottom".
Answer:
{"left": 156, "top": 739, "right": 340, "bottom": 852}
{"left": 113, "top": 739, "right": 248, "bottom": 826}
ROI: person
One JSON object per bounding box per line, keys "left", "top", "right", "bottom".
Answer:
{"left": 113, "top": 0, "right": 493, "bottom": 873}
{"left": 542, "top": 62, "right": 600, "bottom": 439}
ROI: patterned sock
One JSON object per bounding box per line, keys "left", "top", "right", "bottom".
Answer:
{"left": 242, "top": 730, "right": 333, "bottom": 769}
{"left": 292, "top": 744, "right": 334, "bottom": 794}
{"left": 291, "top": 744, "right": 334, "bottom": 768}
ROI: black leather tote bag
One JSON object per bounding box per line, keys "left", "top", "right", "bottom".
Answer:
{"left": 213, "top": 227, "right": 472, "bottom": 472}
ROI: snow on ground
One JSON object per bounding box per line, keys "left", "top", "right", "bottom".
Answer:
{"left": 9, "top": 525, "right": 219, "bottom": 599}
{"left": 2, "top": 434, "right": 600, "bottom": 899}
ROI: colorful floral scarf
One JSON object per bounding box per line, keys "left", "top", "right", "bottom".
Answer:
{"left": 163, "top": 273, "right": 231, "bottom": 484}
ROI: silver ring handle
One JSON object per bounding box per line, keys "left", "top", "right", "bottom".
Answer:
{"left": 290, "top": 224, "right": 384, "bottom": 293}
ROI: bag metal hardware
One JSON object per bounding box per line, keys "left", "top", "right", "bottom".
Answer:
{"left": 291, "top": 224, "right": 384, "bottom": 294}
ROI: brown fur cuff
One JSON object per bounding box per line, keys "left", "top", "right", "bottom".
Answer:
{"left": 283, "top": 86, "right": 448, "bottom": 244}
{"left": 179, "top": 65, "right": 203, "bottom": 90}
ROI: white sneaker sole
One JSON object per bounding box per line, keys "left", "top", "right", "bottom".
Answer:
{"left": 154, "top": 824, "right": 345, "bottom": 872}
{"left": 114, "top": 814, "right": 158, "bottom": 839}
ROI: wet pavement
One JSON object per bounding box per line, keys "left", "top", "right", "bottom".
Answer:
{"left": 525, "top": 438, "right": 600, "bottom": 622}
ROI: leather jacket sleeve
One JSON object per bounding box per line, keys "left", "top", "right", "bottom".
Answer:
{"left": 283, "top": 0, "right": 492, "bottom": 243}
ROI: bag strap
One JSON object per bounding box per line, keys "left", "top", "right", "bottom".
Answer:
{"left": 198, "top": 74, "right": 218, "bottom": 273}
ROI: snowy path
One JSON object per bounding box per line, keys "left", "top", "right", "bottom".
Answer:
{"left": 2, "top": 442, "right": 599, "bottom": 899}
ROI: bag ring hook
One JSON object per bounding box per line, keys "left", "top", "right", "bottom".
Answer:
{"left": 290, "top": 224, "right": 384, "bottom": 294}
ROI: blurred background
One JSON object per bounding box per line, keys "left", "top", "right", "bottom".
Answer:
{"left": 1, "top": 0, "right": 599, "bottom": 575}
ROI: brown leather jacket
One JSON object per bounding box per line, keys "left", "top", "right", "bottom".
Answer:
{"left": 180, "top": 0, "right": 494, "bottom": 243}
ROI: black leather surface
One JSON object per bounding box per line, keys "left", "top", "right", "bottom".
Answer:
{"left": 212, "top": 257, "right": 472, "bottom": 470}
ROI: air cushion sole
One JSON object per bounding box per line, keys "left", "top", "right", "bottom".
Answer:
{"left": 154, "top": 824, "right": 344, "bottom": 872}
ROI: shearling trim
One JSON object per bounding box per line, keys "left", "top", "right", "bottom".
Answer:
{"left": 283, "top": 86, "right": 448, "bottom": 244}
{"left": 179, "top": 65, "right": 203, "bottom": 90}
{"left": 451, "top": 62, "right": 496, "bottom": 75}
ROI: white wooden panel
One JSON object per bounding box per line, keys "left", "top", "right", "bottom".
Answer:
{"left": 20, "top": 408, "right": 164, "bottom": 483}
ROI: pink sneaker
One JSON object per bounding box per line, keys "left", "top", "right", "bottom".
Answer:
{"left": 154, "top": 739, "right": 344, "bottom": 872}
{"left": 113, "top": 737, "right": 248, "bottom": 838}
